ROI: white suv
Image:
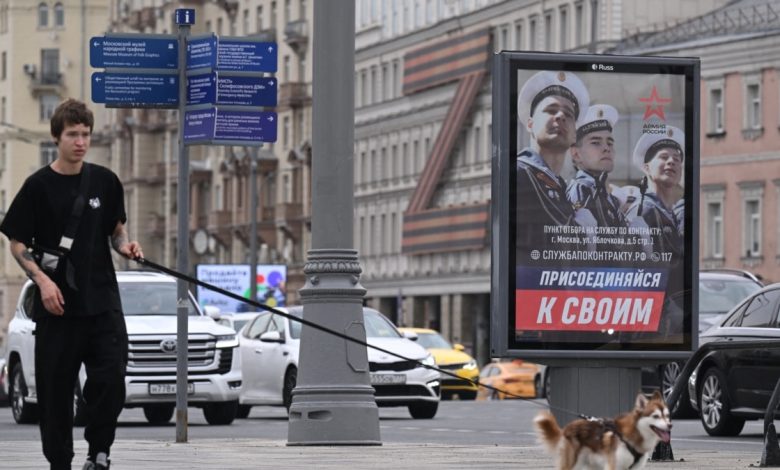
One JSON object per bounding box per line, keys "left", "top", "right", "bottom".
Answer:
{"left": 4, "top": 271, "right": 242, "bottom": 425}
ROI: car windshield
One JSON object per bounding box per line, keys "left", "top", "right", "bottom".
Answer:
{"left": 700, "top": 278, "right": 762, "bottom": 314}
{"left": 416, "top": 332, "right": 452, "bottom": 349}
{"left": 289, "top": 309, "right": 303, "bottom": 339}
{"left": 119, "top": 282, "right": 198, "bottom": 316}
{"left": 364, "top": 310, "right": 401, "bottom": 338}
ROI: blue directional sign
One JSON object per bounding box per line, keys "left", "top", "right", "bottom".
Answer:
{"left": 217, "top": 40, "right": 277, "bottom": 72}
{"left": 175, "top": 9, "right": 195, "bottom": 25}
{"left": 187, "top": 36, "right": 217, "bottom": 70}
{"left": 92, "top": 72, "right": 179, "bottom": 108}
{"left": 90, "top": 35, "right": 178, "bottom": 69}
{"left": 187, "top": 73, "right": 277, "bottom": 107}
{"left": 184, "top": 107, "right": 277, "bottom": 144}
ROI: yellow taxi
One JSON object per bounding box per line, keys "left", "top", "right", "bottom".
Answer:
{"left": 398, "top": 327, "right": 479, "bottom": 400}
{"left": 476, "top": 359, "right": 541, "bottom": 400}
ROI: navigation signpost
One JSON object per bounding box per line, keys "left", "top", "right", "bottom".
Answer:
{"left": 89, "top": 8, "right": 278, "bottom": 444}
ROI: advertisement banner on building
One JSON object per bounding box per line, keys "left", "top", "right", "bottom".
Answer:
{"left": 490, "top": 52, "right": 699, "bottom": 360}
{"left": 197, "top": 264, "right": 287, "bottom": 312}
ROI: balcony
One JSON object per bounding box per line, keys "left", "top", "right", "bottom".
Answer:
{"left": 29, "top": 72, "right": 63, "bottom": 95}
{"left": 278, "top": 82, "right": 310, "bottom": 109}
{"left": 250, "top": 28, "right": 276, "bottom": 43}
{"left": 284, "top": 19, "right": 308, "bottom": 53}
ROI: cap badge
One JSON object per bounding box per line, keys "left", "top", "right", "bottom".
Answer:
{"left": 667, "top": 128, "right": 674, "bottom": 137}
{"left": 597, "top": 109, "right": 604, "bottom": 118}
{"left": 557, "top": 71, "right": 566, "bottom": 82}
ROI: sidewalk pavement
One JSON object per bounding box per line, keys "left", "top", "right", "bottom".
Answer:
{"left": 1, "top": 438, "right": 764, "bottom": 469}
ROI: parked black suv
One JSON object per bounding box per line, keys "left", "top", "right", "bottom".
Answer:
{"left": 687, "top": 282, "right": 780, "bottom": 436}
{"left": 643, "top": 269, "right": 763, "bottom": 418}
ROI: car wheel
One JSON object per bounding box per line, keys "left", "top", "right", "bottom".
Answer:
{"left": 73, "top": 384, "right": 88, "bottom": 427}
{"left": 283, "top": 367, "right": 297, "bottom": 411}
{"left": 698, "top": 367, "right": 745, "bottom": 436}
{"left": 458, "top": 391, "right": 477, "bottom": 400}
{"left": 203, "top": 400, "right": 238, "bottom": 425}
{"left": 534, "top": 375, "right": 545, "bottom": 399}
{"left": 9, "top": 363, "right": 38, "bottom": 424}
{"left": 236, "top": 405, "right": 252, "bottom": 419}
{"left": 660, "top": 362, "right": 696, "bottom": 419}
{"left": 143, "top": 404, "right": 175, "bottom": 424}
{"left": 545, "top": 368, "right": 552, "bottom": 404}
{"left": 408, "top": 402, "right": 438, "bottom": 419}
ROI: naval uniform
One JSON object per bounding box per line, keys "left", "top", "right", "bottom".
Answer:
{"left": 567, "top": 170, "right": 626, "bottom": 228}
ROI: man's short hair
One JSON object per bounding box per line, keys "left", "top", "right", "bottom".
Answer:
{"left": 50, "top": 99, "right": 94, "bottom": 140}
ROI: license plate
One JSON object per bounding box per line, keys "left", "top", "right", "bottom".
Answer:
{"left": 148, "top": 383, "right": 195, "bottom": 395}
{"left": 370, "top": 373, "right": 406, "bottom": 385}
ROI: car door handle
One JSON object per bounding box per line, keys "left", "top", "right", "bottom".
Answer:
{"left": 254, "top": 348, "right": 263, "bottom": 354}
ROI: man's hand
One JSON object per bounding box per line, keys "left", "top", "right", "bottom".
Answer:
{"left": 112, "top": 222, "right": 143, "bottom": 260}
{"left": 118, "top": 240, "right": 143, "bottom": 260}
{"left": 36, "top": 273, "right": 65, "bottom": 316}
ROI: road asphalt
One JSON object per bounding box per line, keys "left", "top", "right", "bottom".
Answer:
{"left": 0, "top": 438, "right": 765, "bottom": 469}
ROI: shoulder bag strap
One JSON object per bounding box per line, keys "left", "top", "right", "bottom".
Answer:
{"left": 59, "top": 162, "right": 91, "bottom": 252}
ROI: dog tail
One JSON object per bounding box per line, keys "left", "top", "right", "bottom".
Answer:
{"left": 534, "top": 411, "right": 562, "bottom": 452}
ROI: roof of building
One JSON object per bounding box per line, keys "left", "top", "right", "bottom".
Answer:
{"left": 609, "top": 0, "right": 780, "bottom": 53}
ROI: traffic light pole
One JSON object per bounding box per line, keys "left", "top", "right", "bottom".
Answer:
{"left": 287, "top": 0, "right": 381, "bottom": 445}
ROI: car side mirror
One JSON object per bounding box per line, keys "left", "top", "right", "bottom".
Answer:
{"left": 453, "top": 343, "right": 465, "bottom": 352}
{"left": 203, "top": 305, "right": 221, "bottom": 320}
{"left": 402, "top": 331, "right": 418, "bottom": 341}
{"left": 259, "top": 331, "right": 284, "bottom": 343}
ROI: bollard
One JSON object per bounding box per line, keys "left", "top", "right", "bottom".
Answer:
{"left": 651, "top": 440, "right": 674, "bottom": 461}
{"left": 761, "top": 423, "right": 780, "bottom": 467}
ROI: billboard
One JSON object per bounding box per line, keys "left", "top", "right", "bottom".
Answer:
{"left": 196, "top": 264, "right": 288, "bottom": 312}
{"left": 491, "top": 52, "right": 699, "bottom": 360}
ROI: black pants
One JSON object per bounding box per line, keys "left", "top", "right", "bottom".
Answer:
{"left": 34, "top": 310, "right": 128, "bottom": 470}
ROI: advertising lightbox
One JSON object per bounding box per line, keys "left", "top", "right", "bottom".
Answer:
{"left": 491, "top": 52, "right": 699, "bottom": 361}
{"left": 196, "top": 264, "right": 288, "bottom": 312}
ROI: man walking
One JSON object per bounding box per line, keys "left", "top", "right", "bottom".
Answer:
{"left": 0, "top": 99, "right": 143, "bottom": 469}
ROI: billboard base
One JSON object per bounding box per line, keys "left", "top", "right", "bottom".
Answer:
{"left": 548, "top": 366, "right": 642, "bottom": 426}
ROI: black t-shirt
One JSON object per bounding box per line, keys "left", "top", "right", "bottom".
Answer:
{"left": 0, "top": 163, "right": 127, "bottom": 317}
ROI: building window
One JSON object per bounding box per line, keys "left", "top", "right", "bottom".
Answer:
{"left": 361, "top": 69, "right": 368, "bottom": 106}
{"left": 1, "top": 51, "right": 5, "bottom": 80}
{"left": 256, "top": 6, "right": 263, "bottom": 31}
{"left": 242, "top": 9, "right": 249, "bottom": 34}
{"left": 575, "top": 2, "right": 584, "bottom": 46}
{"left": 271, "top": 1, "right": 277, "bottom": 28}
{"left": 283, "top": 55, "right": 290, "bottom": 81}
{"left": 739, "top": 182, "right": 764, "bottom": 259}
{"left": 544, "top": 12, "right": 552, "bottom": 50}
{"left": 284, "top": 0, "right": 291, "bottom": 24}
{"left": 54, "top": 2, "right": 64, "bottom": 27}
{"left": 41, "top": 49, "right": 59, "bottom": 84}
{"left": 746, "top": 82, "right": 761, "bottom": 129}
{"left": 40, "top": 142, "right": 57, "bottom": 166}
{"left": 497, "top": 25, "right": 508, "bottom": 51}
{"left": 529, "top": 16, "right": 537, "bottom": 50}
{"left": 282, "top": 116, "right": 290, "bottom": 147}
{"left": 38, "top": 2, "right": 48, "bottom": 28}
{"left": 370, "top": 66, "right": 377, "bottom": 105}
{"left": 709, "top": 86, "right": 724, "bottom": 134}
{"left": 300, "top": 0, "right": 306, "bottom": 20}
{"left": 40, "top": 93, "right": 59, "bottom": 121}
{"left": 392, "top": 60, "right": 400, "bottom": 98}
{"left": 217, "top": 17, "right": 223, "bottom": 35}
{"left": 514, "top": 20, "right": 523, "bottom": 49}
{"left": 707, "top": 202, "right": 723, "bottom": 258}
{"left": 559, "top": 6, "right": 568, "bottom": 51}
{"left": 472, "top": 126, "right": 481, "bottom": 165}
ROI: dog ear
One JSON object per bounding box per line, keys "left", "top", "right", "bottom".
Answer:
{"left": 651, "top": 390, "right": 664, "bottom": 402}
{"left": 634, "top": 392, "right": 648, "bottom": 410}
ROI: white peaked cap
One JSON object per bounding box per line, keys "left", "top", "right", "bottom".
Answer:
{"left": 517, "top": 70, "right": 590, "bottom": 125}
{"left": 576, "top": 104, "right": 619, "bottom": 140}
{"left": 632, "top": 125, "right": 685, "bottom": 171}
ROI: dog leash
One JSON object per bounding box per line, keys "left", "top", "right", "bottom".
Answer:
{"left": 579, "top": 414, "right": 645, "bottom": 467}
{"left": 134, "top": 256, "right": 560, "bottom": 407}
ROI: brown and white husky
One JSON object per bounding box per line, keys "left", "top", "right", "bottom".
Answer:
{"left": 534, "top": 390, "right": 672, "bottom": 470}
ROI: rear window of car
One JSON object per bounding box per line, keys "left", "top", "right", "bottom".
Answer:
{"left": 119, "top": 282, "right": 198, "bottom": 316}
{"left": 700, "top": 278, "right": 762, "bottom": 314}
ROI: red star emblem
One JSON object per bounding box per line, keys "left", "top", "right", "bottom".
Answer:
{"left": 639, "top": 86, "right": 672, "bottom": 120}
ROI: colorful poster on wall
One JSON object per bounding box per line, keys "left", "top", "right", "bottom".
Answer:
{"left": 490, "top": 52, "right": 699, "bottom": 360}
{"left": 197, "top": 264, "right": 288, "bottom": 312}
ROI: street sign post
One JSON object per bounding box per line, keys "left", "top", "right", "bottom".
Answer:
{"left": 187, "top": 73, "right": 277, "bottom": 107}
{"left": 92, "top": 72, "right": 179, "bottom": 108}
{"left": 183, "top": 107, "right": 277, "bottom": 144}
{"left": 90, "top": 35, "right": 178, "bottom": 69}
{"left": 186, "top": 35, "right": 277, "bottom": 72}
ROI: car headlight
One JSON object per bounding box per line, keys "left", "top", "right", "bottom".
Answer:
{"left": 463, "top": 360, "right": 478, "bottom": 370}
{"left": 421, "top": 355, "right": 435, "bottom": 367}
{"left": 215, "top": 334, "right": 238, "bottom": 348}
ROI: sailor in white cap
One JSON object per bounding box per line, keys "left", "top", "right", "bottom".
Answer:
{"left": 515, "top": 70, "right": 596, "bottom": 262}
{"left": 626, "top": 125, "right": 685, "bottom": 338}
{"left": 611, "top": 184, "right": 641, "bottom": 216}
{"left": 566, "top": 104, "right": 626, "bottom": 228}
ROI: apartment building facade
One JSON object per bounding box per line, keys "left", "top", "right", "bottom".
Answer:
{"left": 612, "top": 0, "right": 780, "bottom": 282}
{"left": 0, "top": 0, "right": 111, "bottom": 344}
